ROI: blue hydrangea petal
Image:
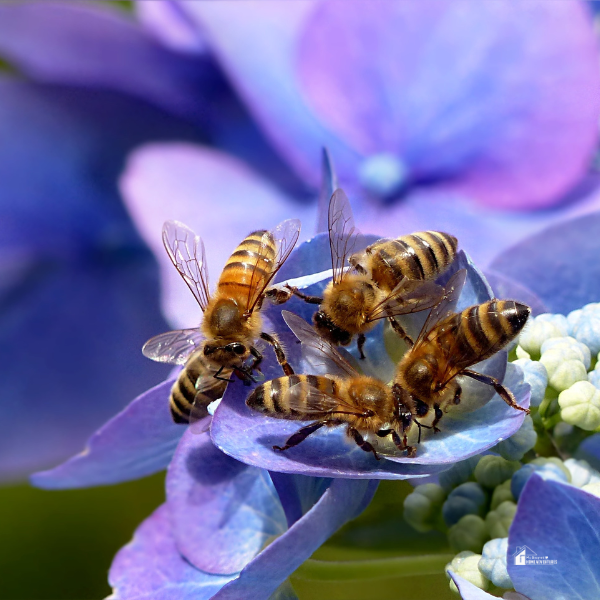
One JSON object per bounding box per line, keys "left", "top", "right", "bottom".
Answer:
{"left": 489, "top": 211, "right": 600, "bottom": 315}
{"left": 511, "top": 463, "right": 569, "bottom": 500}
{"left": 0, "top": 80, "right": 205, "bottom": 480}
{"left": 31, "top": 378, "right": 183, "bottom": 489}
{"left": 109, "top": 503, "right": 237, "bottom": 600}
{"left": 508, "top": 476, "right": 600, "bottom": 600}
{"left": 165, "top": 429, "right": 287, "bottom": 574}
{"left": 575, "top": 433, "right": 600, "bottom": 472}
{"left": 212, "top": 478, "right": 377, "bottom": 600}
{"left": 449, "top": 574, "right": 496, "bottom": 599}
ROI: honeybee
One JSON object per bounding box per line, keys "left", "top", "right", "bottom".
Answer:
{"left": 394, "top": 269, "right": 531, "bottom": 433}
{"left": 286, "top": 189, "right": 450, "bottom": 358}
{"left": 246, "top": 311, "right": 416, "bottom": 459}
{"left": 143, "top": 219, "right": 300, "bottom": 424}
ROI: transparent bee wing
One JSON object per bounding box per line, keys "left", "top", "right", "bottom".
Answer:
{"left": 188, "top": 369, "right": 231, "bottom": 434}
{"left": 163, "top": 220, "right": 211, "bottom": 312}
{"left": 142, "top": 328, "right": 204, "bottom": 365}
{"left": 414, "top": 269, "right": 467, "bottom": 346}
{"left": 366, "top": 279, "right": 443, "bottom": 323}
{"left": 328, "top": 189, "right": 364, "bottom": 284}
{"left": 282, "top": 311, "right": 358, "bottom": 378}
{"left": 246, "top": 218, "right": 301, "bottom": 314}
{"left": 286, "top": 381, "right": 368, "bottom": 417}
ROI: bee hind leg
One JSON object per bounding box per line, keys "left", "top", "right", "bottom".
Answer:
{"left": 387, "top": 317, "right": 414, "bottom": 348}
{"left": 260, "top": 332, "right": 294, "bottom": 376}
{"left": 273, "top": 420, "right": 325, "bottom": 452}
{"left": 462, "top": 369, "right": 530, "bottom": 415}
{"left": 348, "top": 427, "right": 380, "bottom": 460}
{"left": 357, "top": 333, "right": 367, "bottom": 360}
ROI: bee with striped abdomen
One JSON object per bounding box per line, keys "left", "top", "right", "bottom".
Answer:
{"left": 246, "top": 311, "right": 416, "bottom": 458}
{"left": 143, "top": 219, "right": 300, "bottom": 425}
{"left": 285, "top": 189, "right": 449, "bottom": 358}
{"left": 394, "top": 269, "right": 531, "bottom": 433}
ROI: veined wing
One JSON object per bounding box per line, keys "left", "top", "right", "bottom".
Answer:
{"left": 163, "top": 220, "right": 211, "bottom": 311}
{"left": 286, "top": 381, "right": 369, "bottom": 418}
{"left": 282, "top": 311, "right": 358, "bottom": 379}
{"left": 142, "top": 328, "right": 204, "bottom": 365}
{"left": 245, "top": 218, "right": 301, "bottom": 314}
{"left": 414, "top": 269, "right": 466, "bottom": 346}
{"left": 365, "top": 279, "right": 443, "bottom": 323}
{"left": 328, "top": 189, "right": 363, "bottom": 284}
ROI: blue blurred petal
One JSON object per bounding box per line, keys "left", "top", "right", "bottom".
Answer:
{"left": 297, "top": 0, "right": 600, "bottom": 210}
{"left": 120, "top": 142, "right": 317, "bottom": 328}
{"left": 508, "top": 475, "right": 600, "bottom": 600}
{"left": 484, "top": 270, "right": 549, "bottom": 317}
{"left": 165, "top": 430, "right": 287, "bottom": 574}
{"left": 0, "top": 1, "right": 210, "bottom": 119}
{"left": 172, "top": 1, "right": 360, "bottom": 187}
{"left": 0, "top": 80, "right": 208, "bottom": 479}
{"left": 576, "top": 434, "right": 600, "bottom": 472}
{"left": 109, "top": 503, "right": 236, "bottom": 600}
{"left": 31, "top": 378, "right": 183, "bottom": 489}
{"left": 450, "top": 574, "right": 496, "bottom": 599}
{"left": 489, "top": 211, "right": 600, "bottom": 314}
{"left": 212, "top": 478, "right": 377, "bottom": 600}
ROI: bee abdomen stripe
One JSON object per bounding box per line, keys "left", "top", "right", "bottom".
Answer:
{"left": 464, "top": 305, "right": 493, "bottom": 353}
{"left": 393, "top": 238, "right": 426, "bottom": 279}
{"left": 414, "top": 233, "right": 440, "bottom": 272}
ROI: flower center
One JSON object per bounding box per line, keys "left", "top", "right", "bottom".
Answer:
{"left": 358, "top": 153, "right": 408, "bottom": 198}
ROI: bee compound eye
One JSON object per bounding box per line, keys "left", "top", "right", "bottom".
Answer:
{"left": 230, "top": 343, "right": 246, "bottom": 355}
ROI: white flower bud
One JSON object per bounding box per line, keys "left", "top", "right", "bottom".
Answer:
{"left": 446, "top": 552, "right": 489, "bottom": 593}
{"left": 548, "top": 359, "right": 587, "bottom": 392}
{"left": 559, "top": 381, "right": 600, "bottom": 430}
{"left": 518, "top": 320, "right": 564, "bottom": 358}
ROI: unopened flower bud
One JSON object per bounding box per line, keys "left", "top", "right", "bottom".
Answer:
{"left": 485, "top": 501, "right": 517, "bottom": 539}
{"left": 439, "top": 456, "right": 481, "bottom": 493}
{"left": 494, "top": 415, "right": 537, "bottom": 461}
{"left": 572, "top": 316, "right": 600, "bottom": 356}
{"left": 479, "top": 538, "right": 512, "bottom": 589}
{"left": 446, "top": 552, "right": 489, "bottom": 593}
{"left": 565, "top": 458, "right": 600, "bottom": 488}
{"left": 474, "top": 455, "right": 520, "bottom": 489}
{"left": 559, "top": 381, "right": 600, "bottom": 430}
{"left": 403, "top": 483, "right": 446, "bottom": 533}
{"left": 448, "top": 514, "right": 489, "bottom": 553}
{"left": 512, "top": 359, "right": 547, "bottom": 408}
{"left": 518, "top": 319, "right": 564, "bottom": 358}
{"left": 442, "top": 482, "right": 487, "bottom": 527}
{"left": 541, "top": 336, "right": 591, "bottom": 370}
{"left": 491, "top": 479, "right": 514, "bottom": 510}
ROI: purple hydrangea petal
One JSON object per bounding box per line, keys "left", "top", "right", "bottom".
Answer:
{"left": 352, "top": 184, "right": 600, "bottom": 268}
{"left": 508, "top": 475, "right": 600, "bottom": 600}
{"left": 489, "top": 210, "right": 600, "bottom": 314}
{"left": 298, "top": 0, "right": 600, "bottom": 209}
{"left": 31, "top": 378, "right": 184, "bottom": 489}
{"left": 120, "top": 142, "right": 316, "bottom": 328}
{"left": 450, "top": 574, "right": 496, "bottom": 599}
{"left": 109, "top": 503, "right": 237, "bottom": 600}
{"left": 0, "top": 1, "right": 209, "bottom": 119}
{"left": 575, "top": 434, "right": 600, "bottom": 472}
{"left": 0, "top": 80, "right": 209, "bottom": 479}
{"left": 173, "top": 1, "right": 360, "bottom": 187}
{"left": 212, "top": 478, "right": 377, "bottom": 600}
{"left": 166, "top": 430, "right": 287, "bottom": 574}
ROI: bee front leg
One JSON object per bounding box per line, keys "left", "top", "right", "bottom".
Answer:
{"left": 388, "top": 316, "right": 414, "bottom": 348}
{"left": 348, "top": 427, "right": 380, "bottom": 460}
{"left": 260, "top": 332, "right": 294, "bottom": 376}
{"left": 285, "top": 285, "right": 323, "bottom": 305}
{"left": 273, "top": 421, "right": 325, "bottom": 452}
{"left": 213, "top": 366, "right": 235, "bottom": 382}
{"left": 391, "top": 429, "right": 416, "bottom": 458}
{"left": 431, "top": 403, "right": 443, "bottom": 433}
{"left": 357, "top": 333, "right": 367, "bottom": 360}
{"left": 462, "top": 369, "right": 530, "bottom": 414}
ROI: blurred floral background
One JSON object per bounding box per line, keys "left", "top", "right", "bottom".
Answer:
{"left": 3, "top": 1, "right": 600, "bottom": 598}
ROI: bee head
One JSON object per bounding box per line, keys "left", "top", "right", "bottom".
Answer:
{"left": 203, "top": 340, "right": 250, "bottom": 368}
{"left": 313, "top": 310, "right": 352, "bottom": 346}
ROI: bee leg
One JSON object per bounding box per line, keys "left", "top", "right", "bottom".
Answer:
{"left": 462, "top": 369, "right": 530, "bottom": 415}
{"left": 273, "top": 421, "right": 325, "bottom": 452}
{"left": 260, "top": 332, "right": 294, "bottom": 376}
{"left": 248, "top": 345, "right": 263, "bottom": 373}
{"left": 264, "top": 286, "right": 293, "bottom": 305}
{"left": 213, "top": 366, "right": 235, "bottom": 383}
{"left": 285, "top": 285, "right": 323, "bottom": 305}
{"left": 357, "top": 333, "right": 367, "bottom": 360}
{"left": 348, "top": 427, "right": 380, "bottom": 460}
{"left": 431, "top": 404, "right": 443, "bottom": 433}
{"left": 387, "top": 316, "right": 414, "bottom": 348}
{"left": 391, "top": 430, "right": 416, "bottom": 458}
{"left": 453, "top": 384, "right": 462, "bottom": 405}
